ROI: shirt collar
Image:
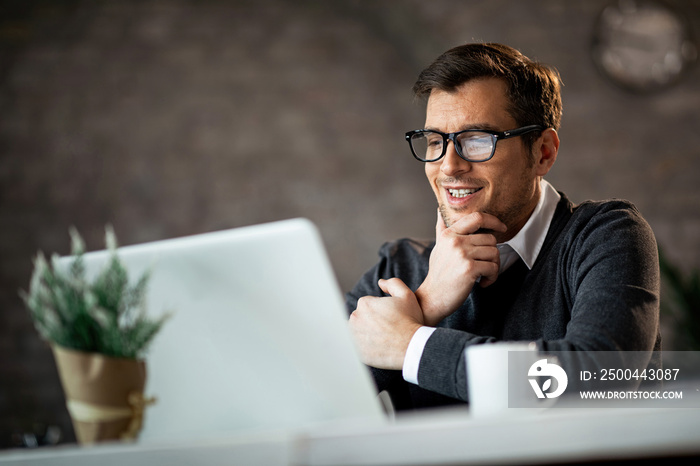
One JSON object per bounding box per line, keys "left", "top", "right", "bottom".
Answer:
{"left": 500, "top": 179, "right": 561, "bottom": 270}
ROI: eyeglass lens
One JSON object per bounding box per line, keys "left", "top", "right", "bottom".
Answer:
{"left": 410, "top": 131, "right": 494, "bottom": 162}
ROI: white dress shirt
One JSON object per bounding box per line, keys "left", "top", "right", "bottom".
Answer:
{"left": 402, "top": 179, "right": 562, "bottom": 385}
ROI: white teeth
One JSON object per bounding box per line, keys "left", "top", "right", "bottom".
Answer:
{"left": 448, "top": 188, "right": 480, "bottom": 198}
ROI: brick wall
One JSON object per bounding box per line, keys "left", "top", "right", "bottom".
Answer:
{"left": 1, "top": 0, "right": 699, "bottom": 447}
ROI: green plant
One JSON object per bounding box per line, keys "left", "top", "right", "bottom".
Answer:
{"left": 21, "top": 227, "right": 169, "bottom": 359}
{"left": 659, "top": 247, "right": 700, "bottom": 350}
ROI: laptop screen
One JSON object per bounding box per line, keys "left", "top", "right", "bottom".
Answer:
{"left": 54, "top": 218, "right": 384, "bottom": 442}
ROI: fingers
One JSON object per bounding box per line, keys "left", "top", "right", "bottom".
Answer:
{"left": 378, "top": 277, "right": 411, "bottom": 299}
{"left": 447, "top": 212, "right": 507, "bottom": 237}
{"left": 477, "top": 258, "right": 500, "bottom": 288}
{"left": 420, "top": 210, "right": 505, "bottom": 321}
{"left": 466, "top": 233, "right": 498, "bottom": 247}
{"left": 349, "top": 279, "right": 424, "bottom": 369}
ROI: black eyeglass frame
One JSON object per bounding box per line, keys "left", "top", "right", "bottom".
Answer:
{"left": 404, "top": 124, "right": 544, "bottom": 163}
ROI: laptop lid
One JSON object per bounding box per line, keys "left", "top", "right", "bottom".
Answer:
{"left": 53, "top": 218, "right": 384, "bottom": 442}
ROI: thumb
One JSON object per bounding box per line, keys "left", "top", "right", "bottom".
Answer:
{"left": 435, "top": 208, "right": 447, "bottom": 241}
{"left": 378, "top": 278, "right": 412, "bottom": 299}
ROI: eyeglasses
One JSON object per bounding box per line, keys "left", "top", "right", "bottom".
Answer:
{"left": 404, "top": 125, "right": 543, "bottom": 163}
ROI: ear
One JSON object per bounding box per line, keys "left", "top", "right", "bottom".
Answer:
{"left": 533, "top": 128, "right": 559, "bottom": 177}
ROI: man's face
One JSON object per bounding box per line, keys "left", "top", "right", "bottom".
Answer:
{"left": 424, "top": 78, "right": 542, "bottom": 242}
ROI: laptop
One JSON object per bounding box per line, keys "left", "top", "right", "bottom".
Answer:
{"left": 54, "top": 218, "right": 385, "bottom": 442}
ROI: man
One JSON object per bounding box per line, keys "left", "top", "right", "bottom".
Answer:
{"left": 347, "top": 43, "right": 661, "bottom": 410}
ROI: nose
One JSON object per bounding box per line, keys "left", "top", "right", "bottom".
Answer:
{"left": 440, "top": 140, "right": 472, "bottom": 177}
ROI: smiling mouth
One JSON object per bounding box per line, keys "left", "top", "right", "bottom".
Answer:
{"left": 447, "top": 187, "right": 483, "bottom": 198}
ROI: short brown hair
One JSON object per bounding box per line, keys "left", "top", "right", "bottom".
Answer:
{"left": 413, "top": 43, "right": 562, "bottom": 150}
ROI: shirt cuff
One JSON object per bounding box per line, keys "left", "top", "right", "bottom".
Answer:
{"left": 402, "top": 326, "right": 437, "bottom": 385}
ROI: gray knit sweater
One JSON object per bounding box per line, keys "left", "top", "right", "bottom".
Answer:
{"left": 346, "top": 193, "right": 661, "bottom": 409}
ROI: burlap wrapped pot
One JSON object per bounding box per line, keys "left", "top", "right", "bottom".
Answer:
{"left": 51, "top": 345, "right": 155, "bottom": 444}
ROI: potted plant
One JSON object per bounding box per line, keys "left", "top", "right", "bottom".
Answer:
{"left": 21, "top": 227, "right": 169, "bottom": 444}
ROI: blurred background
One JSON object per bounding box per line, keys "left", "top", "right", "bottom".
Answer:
{"left": 1, "top": 0, "right": 699, "bottom": 448}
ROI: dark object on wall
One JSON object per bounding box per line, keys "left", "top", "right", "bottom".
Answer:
{"left": 591, "top": 0, "right": 698, "bottom": 93}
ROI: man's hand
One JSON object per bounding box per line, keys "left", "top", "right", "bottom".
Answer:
{"left": 416, "top": 210, "right": 507, "bottom": 326}
{"left": 348, "top": 278, "right": 424, "bottom": 370}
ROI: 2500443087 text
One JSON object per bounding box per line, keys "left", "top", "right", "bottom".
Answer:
{"left": 580, "top": 369, "right": 680, "bottom": 382}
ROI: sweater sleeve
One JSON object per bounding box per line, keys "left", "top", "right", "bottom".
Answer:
{"left": 538, "top": 201, "right": 661, "bottom": 364}
{"left": 416, "top": 201, "right": 661, "bottom": 402}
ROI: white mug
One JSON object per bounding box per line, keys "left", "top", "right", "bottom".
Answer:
{"left": 465, "top": 341, "right": 558, "bottom": 418}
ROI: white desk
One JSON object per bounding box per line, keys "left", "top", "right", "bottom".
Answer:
{"left": 300, "top": 407, "right": 700, "bottom": 465}
{"left": 0, "top": 431, "right": 294, "bottom": 466}
{"left": 1, "top": 407, "right": 699, "bottom": 465}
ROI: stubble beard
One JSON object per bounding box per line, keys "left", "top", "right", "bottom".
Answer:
{"left": 439, "top": 202, "right": 502, "bottom": 236}
{"left": 438, "top": 193, "right": 533, "bottom": 241}
{"left": 438, "top": 203, "right": 455, "bottom": 228}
